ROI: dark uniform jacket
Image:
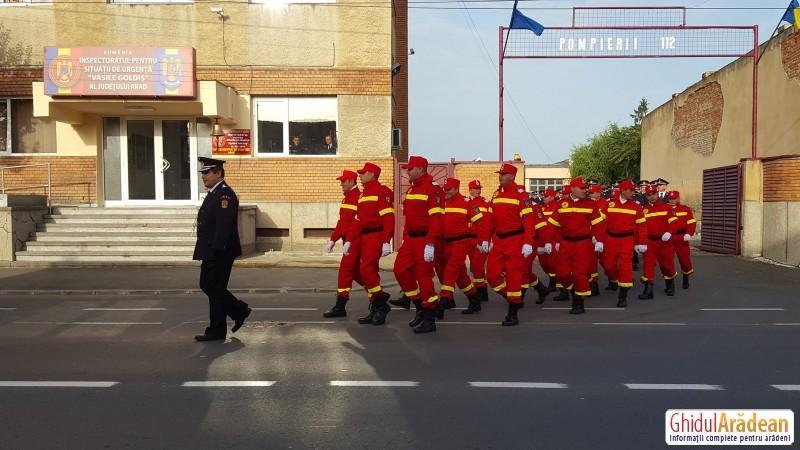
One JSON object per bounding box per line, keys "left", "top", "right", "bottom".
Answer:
{"left": 193, "top": 180, "right": 242, "bottom": 261}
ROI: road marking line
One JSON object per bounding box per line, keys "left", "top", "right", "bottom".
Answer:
{"left": 700, "top": 308, "right": 784, "bottom": 311}
{"left": 773, "top": 323, "right": 800, "bottom": 326}
{"left": 543, "top": 307, "right": 624, "bottom": 311}
{"left": 593, "top": 322, "right": 686, "bottom": 326}
{"left": 624, "top": 383, "right": 723, "bottom": 391}
{"left": 181, "top": 381, "right": 276, "bottom": 387}
{"left": 469, "top": 382, "right": 567, "bottom": 389}
{"left": 0, "top": 307, "right": 16, "bottom": 311}
{"left": 771, "top": 385, "right": 800, "bottom": 391}
{"left": 436, "top": 321, "right": 499, "bottom": 325}
{"left": 251, "top": 308, "right": 318, "bottom": 311}
{"left": 13, "top": 321, "right": 162, "bottom": 325}
{"left": 0, "top": 381, "right": 118, "bottom": 388}
{"left": 329, "top": 381, "right": 419, "bottom": 387}
{"left": 82, "top": 308, "right": 166, "bottom": 311}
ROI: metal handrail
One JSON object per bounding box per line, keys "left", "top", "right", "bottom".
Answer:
{"left": 0, "top": 163, "right": 52, "bottom": 211}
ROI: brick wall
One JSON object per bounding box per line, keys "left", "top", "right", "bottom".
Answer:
{"left": 454, "top": 161, "right": 525, "bottom": 198}
{"left": 196, "top": 68, "right": 391, "bottom": 96}
{"left": 763, "top": 156, "right": 800, "bottom": 201}
{"left": 781, "top": 29, "right": 800, "bottom": 80}
{"left": 671, "top": 82, "right": 724, "bottom": 156}
{"left": 0, "top": 69, "right": 40, "bottom": 96}
{"left": 0, "top": 156, "right": 96, "bottom": 204}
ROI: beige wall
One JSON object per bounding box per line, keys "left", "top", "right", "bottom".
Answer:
{"left": 524, "top": 167, "right": 570, "bottom": 180}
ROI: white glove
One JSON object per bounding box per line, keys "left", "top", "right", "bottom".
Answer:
{"left": 683, "top": 234, "right": 692, "bottom": 242}
{"left": 544, "top": 243, "right": 553, "bottom": 254}
{"left": 594, "top": 242, "right": 604, "bottom": 253}
{"left": 662, "top": 232, "right": 672, "bottom": 242}
{"left": 479, "top": 241, "right": 490, "bottom": 254}
{"left": 555, "top": 242, "right": 560, "bottom": 252}
{"left": 381, "top": 242, "right": 392, "bottom": 257}
{"left": 522, "top": 244, "right": 533, "bottom": 258}
{"left": 423, "top": 244, "right": 435, "bottom": 262}
{"left": 592, "top": 236, "right": 597, "bottom": 245}
{"left": 342, "top": 241, "right": 351, "bottom": 256}
{"left": 325, "top": 240, "right": 335, "bottom": 253}
{"left": 635, "top": 244, "right": 648, "bottom": 254}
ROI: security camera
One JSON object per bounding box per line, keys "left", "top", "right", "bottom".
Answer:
{"left": 210, "top": 7, "right": 225, "bottom": 17}
{"left": 409, "top": 48, "right": 415, "bottom": 55}
{"left": 392, "top": 62, "right": 401, "bottom": 76}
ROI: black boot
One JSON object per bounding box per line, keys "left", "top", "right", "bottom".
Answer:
{"left": 462, "top": 293, "right": 482, "bottom": 314}
{"left": 534, "top": 282, "right": 549, "bottom": 304}
{"left": 408, "top": 300, "right": 424, "bottom": 327}
{"left": 371, "top": 293, "right": 391, "bottom": 325}
{"left": 590, "top": 280, "right": 600, "bottom": 297}
{"left": 553, "top": 288, "right": 570, "bottom": 302}
{"left": 389, "top": 295, "right": 412, "bottom": 310}
{"left": 617, "top": 287, "right": 629, "bottom": 308}
{"left": 441, "top": 297, "right": 457, "bottom": 310}
{"left": 632, "top": 254, "right": 640, "bottom": 271}
{"left": 682, "top": 274, "right": 690, "bottom": 289}
{"left": 435, "top": 300, "right": 445, "bottom": 320}
{"left": 664, "top": 279, "right": 675, "bottom": 297}
{"left": 357, "top": 303, "right": 376, "bottom": 324}
{"left": 569, "top": 293, "right": 585, "bottom": 315}
{"left": 413, "top": 309, "right": 436, "bottom": 334}
{"left": 521, "top": 287, "right": 528, "bottom": 303}
{"left": 477, "top": 286, "right": 489, "bottom": 302}
{"left": 322, "top": 295, "right": 348, "bottom": 318}
{"left": 638, "top": 282, "right": 654, "bottom": 300}
{"left": 501, "top": 302, "right": 521, "bottom": 326}
{"left": 547, "top": 277, "right": 557, "bottom": 293}
{"left": 605, "top": 281, "right": 618, "bottom": 291}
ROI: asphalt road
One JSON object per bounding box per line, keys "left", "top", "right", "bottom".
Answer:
{"left": 0, "top": 254, "right": 798, "bottom": 449}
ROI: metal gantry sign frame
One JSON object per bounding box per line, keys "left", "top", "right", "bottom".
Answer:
{"left": 498, "top": 6, "right": 759, "bottom": 161}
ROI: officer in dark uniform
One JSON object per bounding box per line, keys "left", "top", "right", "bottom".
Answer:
{"left": 193, "top": 157, "right": 251, "bottom": 341}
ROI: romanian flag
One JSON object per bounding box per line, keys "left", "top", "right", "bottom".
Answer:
{"left": 781, "top": 0, "right": 799, "bottom": 29}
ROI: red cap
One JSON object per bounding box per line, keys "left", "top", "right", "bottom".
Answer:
{"left": 495, "top": 163, "right": 518, "bottom": 176}
{"left": 588, "top": 184, "right": 603, "bottom": 194}
{"left": 468, "top": 180, "right": 482, "bottom": 190}
{"left": 618, "top": 179, "right": 636, "bottom": 191}
{"left": 543, "top": 188, "right": 556, "bottom": 198}
{"left": 336, "top": 170, "right": 358, "bottom": 182}
{"left": 401, "top": 155, "right": 428, "bottom": 171}
{"left": 561, "top": 185, "right": 570, "bottom": 195}
{"left": 569, "top": 177, "right": 588, "bottom": 189}
{"left": 668, "top": 190, "right": 680, "bottom": 200}
{"left": 443, "top": 178, "right": 460, "bottom": 190}
{"left": 357, "top": 162, "right": 382, "bottom": 178}
{"left": 645, "top": 185, "right": 659, "bottom": 195}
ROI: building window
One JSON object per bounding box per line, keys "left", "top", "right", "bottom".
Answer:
{"left": 254, "top": 97, "right": 338, "bottom": 156}
{"left": 528, "top": 178, "right": 564, "bottom": 193}
{"left": 0, "top": 99, "right": 56, "bottom": 154}
{"left": 0, "top": 0, "right": 51, "bottom": 6}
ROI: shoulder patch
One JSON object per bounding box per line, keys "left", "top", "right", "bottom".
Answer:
{"left": 643, "top": 208, "right": 649, "bottom": 214}
{"left": 608, "top": 201, "right": 616, "bottom": 208}
{"left": 220, "top": 195, "right": 231, "bottom": 209}
{"left": 561, "top": 201, "right": 569, "bottom": 209}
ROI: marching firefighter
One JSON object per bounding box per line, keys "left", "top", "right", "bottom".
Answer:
{"left": 524, "top": 201, "right": 552, "bottom": 305}
{"left": 467, "top": 180, "right": 492, "bottom": 302}
{"left": 392, "top": 156, "right": 445, "bottom": 334}
{"left": 638, "top": 185, "right": 679, "bottom": 299}
{"left": 599, "top": 179, "right": 647, "bottom": 308}
{"left": 667, "top": 191, "right": 697, "bottom": 289}
{"left": 587, "top": 183, "right": 607, "bottom": 296}
{"left": 546, "top": 177, "right": 606, "bottom": 315}
{"left": 344, "top": 162, "right": 395, "bottom": 325}
{"left": 538, "top": 188, "right": 559, "bottom": 293}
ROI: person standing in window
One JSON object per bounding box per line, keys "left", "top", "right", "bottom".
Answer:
{"left": 289, "top": 135, "right": 305, "bottom": 153}
{"left": 323, "top": 135, "right": 337, "bottom": 153}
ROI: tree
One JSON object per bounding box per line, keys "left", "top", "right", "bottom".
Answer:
{"left": 569, "top": 99, "right": 647, "bottom": 183}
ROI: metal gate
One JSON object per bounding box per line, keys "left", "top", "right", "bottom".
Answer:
{"left": 393, "top": 162, "right": 454, "bottom": 249}
{"left": 700, "top": 164, "right": 742, "bottom": 255}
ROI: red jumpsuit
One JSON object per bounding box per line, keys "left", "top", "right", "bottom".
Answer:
{"left": 523, "top": 204, "right": 552, "bottom": 290}
{"left": 435, "top": 195, "right": 489, "bottom": 300}
{"left": 640, "top": 201, "right": 678, "bottom": 284}
{"left": 547, "top": 197, "right": 606, "bottom": 297}
{"left": 487, "top": 182, "right": 535, "bottom": 304}
{"left": 331, "top": 186, "right": 363, "bottom": 299}
{"left": 467, "top": 196, "right": 491, "bottom": 288}
{"left": 538, "top": 201, "right": 559, "bottom": 281}
{"left": 393, "top": 173, "right": 444, "bottom": 310}
{"left": 670, "top": 203, "right": 697, "bottom": 275}
{"left": 346, "top": 179, "right": 395, "bottom": 302}
{"left": 589, "top": 197, "right": 609, "bottom": 283}
{"left": 600, "top": 197, "right": 647, "bottom": 288}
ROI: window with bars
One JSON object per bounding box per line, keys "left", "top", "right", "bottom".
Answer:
{"left": 253, "top": 97, "right": 338, "bottom": 156}
{"left": 527, "top": 178, "right": 564, "bottom": 193}
{"left": 0, "top": 99, "right": 57, "bottom": 154}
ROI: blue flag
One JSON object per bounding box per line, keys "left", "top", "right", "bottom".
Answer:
{"left": 782, "top": 0, "right": 799, "bottom": 24}
{"left": 509, "top": 0, "right": 545, "bottom": 36}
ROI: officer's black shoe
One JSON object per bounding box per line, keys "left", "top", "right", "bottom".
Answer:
{"left": 462, "top": 294, "right": 482, "bottom": 314}
{"left": 590, "top": 281, "right": 600, "bottom": 297}
{"left": 547, "top": 277, "right": 557, "bottom": 293}
{"left": 389, "top": 295, "right": 412, "bottom": 310}
{"left": 553, "top": 288, "right": 570, "bottom": 302}
{"left": 323, "top": 296, "right": 348, "bottom": 318}
{"left": 232, "top": 307, "right": 252, "bottom": 333}
{"left": 501, "top": 302, "right": 521, "bottom": 326}
{"left": 617, "top": 287, "right": 629, "bottom": 308}
{"left": 408, "top": 300, "right": 424, "bottom": 327}
{"left": 358, "top": 303, "right": 377, "bottom": 324}
{"left": 534, "top": 282, "right": 549, "bottom": 304}
{"left": 477, "top": 286, "right": 489, "bottom": 302}
{"left": 682, "top": 274, "right": 690, "bottom": 289}
{"left": 371, "top": 293, "right": 391, "bottom": 325}
{"left": 638, "top": 282, "right": 654, "bottom": 300}
{"left": 442, "top": 297, "right": 457, "bottom": 310}
{"left": 413, "top": 310, "right": 436, "bottom": 334}
{"left": 664, "top": 279, "right": 675, "bottom": 297}
{"left": 605, "top": 281, "right": 619, "bottom": 291}
{"left": 195, "top": 334, "right": 226, "bottom": 342}
{"left": 569, "top": 296, "right": 585, "bottom": 315}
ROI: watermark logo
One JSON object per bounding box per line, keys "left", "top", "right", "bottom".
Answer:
{"left": 666, "top": 410, "right": 794, "bottom": 446}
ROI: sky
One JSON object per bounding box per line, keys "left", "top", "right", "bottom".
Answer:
{"left": 408, "top": 0, "right": 791, "bottom": 164}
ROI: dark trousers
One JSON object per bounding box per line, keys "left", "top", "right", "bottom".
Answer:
{"left": 200, "top": 258, "right": 249, "bottom": 336}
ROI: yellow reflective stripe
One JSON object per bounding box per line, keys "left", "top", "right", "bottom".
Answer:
{"left": 379, "top": 207, "right": 395, "bottom": 216}
{"left": 606, "top": 207, "right": 636, "bottom": 215}
{"left": 575, "top": 290, "right": 592, "bottom": 297}
{"left": 547, "top": 273, "right": 556, "bottom": 277}
{"left": 473, "top": 278, "right": 486, "bottom": 283}
{"left": 519, "top": 207, "right": 533, "bottom": 217}
{"left": 645, "top": 211, "right": 668, "bottom": 217}
{"left": 635, "top": 218, "right": 646, "bottom": 224}
{"left": 558, "top": 207, "right": 593, "bottom": 214}
{"left": 547, "top": 217, "right": 561, "bottom": 227}
{"left": 488, "top": 207, "right": 494, "bottom": 213}
{"left": 534, "top": 221, "right": 547, "bottom": 230}
{"left": 686, "top": 219, "right": 697, "bottom": 224}
{"left": 470, "top": 213, "right": 483, "bottom": 223}
{"left": 542, "top": 211, "right": 553, "bottom": 216}
{"left": 675, "top": 212, "right": 688, "bottom": 217}
{"left": 428, "top": 207, "right": 445, "bottom": 215}
{"left": 478, "top": 207, "right": 489, "bottom": 212}
{"left": 337, "top": 288, "right": 351, "bottom": 293}
{"left": 668, "top": 217, "right": 678, "bottom": 223}
{"left": 591, "top": 216, "right": 605, "bottom": 225}
{"left": 445, "top": 208, "right": 468, "bottom": 214}
{"left": 492, "top": 283, "right": 507, "bottom": 292}
{"left": 520, "top": 284, "right": 530, "bottom": 289}
{"left": 367, "top": 285, "right": 383, "bottom": 294}
{"left": 359, "top": 196, "right": 378, "bottom": 203}
{"left": 507, "top": 291, "right": 522, "bottom": 297}
{"left": 406, "top": 194, "right": 429, "bottom": 201}
{"left": 664, "top": 273, "right": 677, "bottom": 280}
{"left": 682, "top": 269, "right": 694, "bottom": 275}
{"left": 340, "top": 203, "right": 357, "bottom": 211}
{"left": 441, "top": 285, "right": 455, "bottom": 292}
{"left": 405, "top": 289, "right": 421, "bottom": 297}
{"left": 555, "top": 283, "right": 564, "bottom": 288}
{"left": 426, "top": 296, "right": 439, "bottom": 303}
{"left": 461, "top": 283, "right": 475, "bottom": 293}
{"left": 618, "top": 282, "right": 633, "bottom": 287}
{"left": 493, "top": 197, "right": 520, "bottom": 205}
{"left": 640, "top": 276, "right": 649, "bottom": 282}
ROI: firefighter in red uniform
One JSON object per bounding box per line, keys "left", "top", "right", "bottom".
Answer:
{"left": 344, "top": 162, "right": 395, "bottom": 325}
{"left": 467, "top": 180, "right": 491, "bottom": 302}
{"left": 436, "top": 178, "right": 489, "bottom": 315}
{"left": 523, "top": 202, "right": 552, "bottom": 305}
{"left": 599, "top": 179, "right": 648, "bottom": 308}
{"left": 538, "top": 188, "right": 559, "bottom": 293}
{"left": 667, "top": 191, "right": 697, "bottom": 289}
{"left": 587, "top": 182, "right": 607, "bottom": 296}
{"left": 392, "top": 156, "right": 444, "bottom": 334}
{"left": 323, "top": 170, "right": 363, "bottom": 318}
{"left": 487, "top": 163, "right": 538, "bottom": 326}
{"left": 638, "top": 185, "right": 679, "bottom": 299}
{"left": 546, "top": 177, "right": 606, "bottom": 315}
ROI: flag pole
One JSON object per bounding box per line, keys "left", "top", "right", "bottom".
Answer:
{"left": 502, "top": 0, "right": 517, "bottom": 57}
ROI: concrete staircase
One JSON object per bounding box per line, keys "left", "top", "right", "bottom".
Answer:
{"left": 14, "top": 206, "right": 200, "bottom": 266}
